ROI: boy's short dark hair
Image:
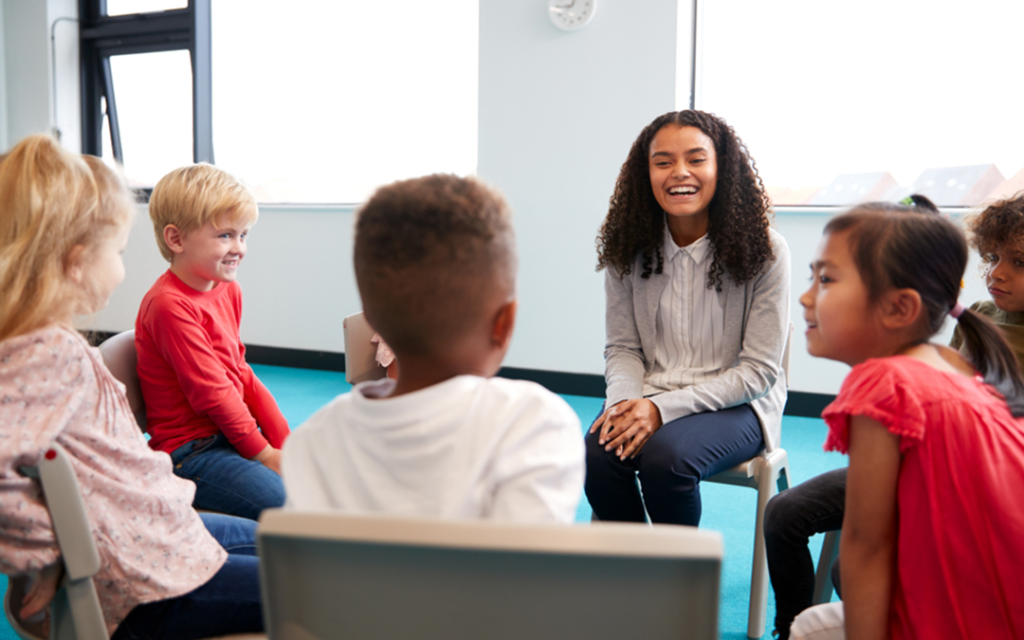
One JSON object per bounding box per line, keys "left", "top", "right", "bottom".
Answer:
{"left": 967, "top": 192, "right": 1024, "bottom": 257}
{"left": 354, "top": 174, "right": 515, "bottom": 358}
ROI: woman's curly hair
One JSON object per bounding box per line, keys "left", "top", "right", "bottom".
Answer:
{"left": 596, "top": 110, "right": 774, "bottom": 290}
{"left": 966, "top": 192, "right": 1024, "bottom": 259}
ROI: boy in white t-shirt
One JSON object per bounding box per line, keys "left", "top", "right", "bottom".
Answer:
{"left": 281, "top": 174, "right": 584, "bottom": 523}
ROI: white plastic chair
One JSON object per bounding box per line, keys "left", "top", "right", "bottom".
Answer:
{"left": 258, "top": 510, "right": 724, "bottom": 640}
{"left": 703, "top": 322, "right": 795, "bottom": 639}
{"left": 812, "top": 529, "right": 841, "bottom": 604}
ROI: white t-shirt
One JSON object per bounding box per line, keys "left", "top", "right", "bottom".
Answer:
{"left": 282, "top": 375, "right": 585, "bottom": 524}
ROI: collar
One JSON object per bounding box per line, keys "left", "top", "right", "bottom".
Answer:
{"left": 663, "top": 221, "right": 711, "bottom": 265}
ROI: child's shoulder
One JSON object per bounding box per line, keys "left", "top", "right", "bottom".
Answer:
{"left": 0, "top": 326, "right": 90, "bottom": 402}
{"left": 140, "top": 272, "right": 240, "bottom": 318}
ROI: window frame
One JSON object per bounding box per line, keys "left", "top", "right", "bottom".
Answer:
{"left": 79, "top": 0, "right": 212, "bottom": 165}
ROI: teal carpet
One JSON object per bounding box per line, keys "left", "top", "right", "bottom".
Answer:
{"left": 0, "top": 365, "right": 845, "bottom": 639}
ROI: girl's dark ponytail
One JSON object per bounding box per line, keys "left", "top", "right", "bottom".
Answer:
{"left": 830, "top": 193, "right": 1024, "bottom": 416}
{"left": 953, "top": 308, "right": 1024, "bottom": 416}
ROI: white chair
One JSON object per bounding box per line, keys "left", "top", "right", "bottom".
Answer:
{"left": 704, "top": 322, "right": 795, "bottom": 639}
{"left": 812, "top": 529, "right": 841, "bottom": 604}
{"left": 1, "top": 443, "right": 265, "bottom": 640}
{"left": 258, "top": 510, "right": 724, "bottom": 640}
{"left": 342, "top": 312, "right": 386, "bottom": 384}
{"left": 97, "top": 330, "right": 146, "bottom": 431}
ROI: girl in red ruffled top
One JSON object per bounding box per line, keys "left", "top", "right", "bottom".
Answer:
{"left": 790, "top": 198, "right": 1024, "bottom": 640}
{"left": 0, "top": 135, "right": 263, "bottom": 638}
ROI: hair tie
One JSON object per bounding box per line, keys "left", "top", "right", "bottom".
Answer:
{"left": 950, "top": 302, "right": 965, "bottom": 319}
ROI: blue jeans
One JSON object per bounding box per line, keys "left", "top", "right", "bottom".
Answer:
{"left": 170, "top": 434, "right": 284, "bottom": 521}
{"left": 112, "top": 513, "right": 263, "bottom": 640}
{"left": 585, "top": 403, "right": 763, "bottom": 526}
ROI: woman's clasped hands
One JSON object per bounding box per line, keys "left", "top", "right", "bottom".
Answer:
{"left": 589, "top": 399, "right": 664, "bottom": 460}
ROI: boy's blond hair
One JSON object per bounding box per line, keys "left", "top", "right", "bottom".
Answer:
{"left": 149, "top": 163, "right": 257, "bottom": 262}
{"left": 0, "top": 135, "right": 134, "bottom": 341}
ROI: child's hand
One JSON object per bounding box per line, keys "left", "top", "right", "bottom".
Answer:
{"left": 18, "top": 561, "right": 63, "bottom": 632}
{"left": 253, "top": 445, "right": 282, "bottom": 475}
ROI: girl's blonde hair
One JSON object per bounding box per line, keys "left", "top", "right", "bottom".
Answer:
{"left": 0, "top": 135, "right": 134, "bottom": 341}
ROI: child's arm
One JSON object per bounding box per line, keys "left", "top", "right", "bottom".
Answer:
{"left": 143, "top": 298, "right": 276, "bottom": 461}
{"left": 842, "top": 415, "right": 901, "bottom": 640}
{"left": 238, "top": 362, "right": 290, "bottom": 449}
{"left": 491, "top": 397, "right": 585, "bottom": 524}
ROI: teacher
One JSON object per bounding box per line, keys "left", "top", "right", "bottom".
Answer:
{"left": 586, "top": 110, "right": 790, "bottom": 526}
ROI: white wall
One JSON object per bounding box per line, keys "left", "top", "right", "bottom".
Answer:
{"left": 477, "top": 0, "right": 680, "bottom": 375}
{"left": 1, "top": 0, "right": 78, "bottom": 149}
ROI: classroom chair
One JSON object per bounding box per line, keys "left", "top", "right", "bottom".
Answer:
{"left": 342, "top": 311, "right": 386, "bottom": 384}
{"left": 703, "top": 323, "right": 795, "bottom": 639}
{"left": 97, "top": 330, "right": 146, "bottom": 431}
{"left": 1, "top": 442, "right": 265, "bottom": 640}
{"left": 812, "top": 529, "right": 841, "bottom": 605}
{"left": 258, "top": 510, "right": 724, "bottom": 640}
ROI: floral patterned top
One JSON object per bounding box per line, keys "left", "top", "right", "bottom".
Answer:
{"left": 0, "top": 326, "right": 226, "bottom": 634}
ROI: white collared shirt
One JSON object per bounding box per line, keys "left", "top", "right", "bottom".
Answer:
{"left": 642, "top": 226, "right": 726, "bottom": 396}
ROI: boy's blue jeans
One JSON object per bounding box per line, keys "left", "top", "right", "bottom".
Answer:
{"left": 169, "top": 434, "right": 285, "bottom": 521}
{"left": 112, "top": 513, "right": 263, "bottom": 640}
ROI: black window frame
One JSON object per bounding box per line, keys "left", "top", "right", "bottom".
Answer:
{"left": 79, "top": 0, "right": 213, "bottom": 166}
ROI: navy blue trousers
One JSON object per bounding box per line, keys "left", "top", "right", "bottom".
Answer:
{"left": 585, "top": 403, "right": 763, "bottom": 526}
{"left": 112, "top": 513, "right": 263, "bottom": 640}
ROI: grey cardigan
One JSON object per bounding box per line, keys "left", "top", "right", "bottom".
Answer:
{"left": 604, "top": 228, "right": 791, "bottom": 451}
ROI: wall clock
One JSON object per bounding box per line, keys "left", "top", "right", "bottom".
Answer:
{"left": 548, "top": 0, "right": 597, "bottom": 31}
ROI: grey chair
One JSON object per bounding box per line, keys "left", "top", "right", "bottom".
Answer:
{"left": 1, "top": 444, "right": 263, "bottom": 640}
{"left": 97, "top": 330, "right": 146, "bottom": 432}
{"left": 704, "top": 322, "right": 795, "bottom": 639}
{"left": 258, "top": 510, "right": 724, "bottom": 640}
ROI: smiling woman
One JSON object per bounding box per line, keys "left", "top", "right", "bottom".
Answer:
{"left": 587, "top": 110, "right": 790, "bottom": 527}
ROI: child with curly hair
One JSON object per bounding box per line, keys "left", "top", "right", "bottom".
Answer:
{"left": 951, "top": 192, "right": 1024, "bottom": 370}
{"left": 586, "top": 109, "right": 790, "bottom": 526}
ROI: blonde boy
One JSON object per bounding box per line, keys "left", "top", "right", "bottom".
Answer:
{"left": 282, "top": 174, "right": 584, "bottom": 522}
{"left": 136, "top": 163, "right": 288, "bottom": 520}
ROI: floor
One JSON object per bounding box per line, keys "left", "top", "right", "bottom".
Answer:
{"left": 0, "top": 365, "right": 846, "bottom": 639}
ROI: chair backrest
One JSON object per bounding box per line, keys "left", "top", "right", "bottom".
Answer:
{"left": 342, "top": 312, "right": 386, "bottom": 385}
{"left": 1, "top": 443, "right": 108, "bottom": 640}
{"left": 258, "top": 511, "right": 722, "bottom": 640}
{"left": 97, "top": 330, "right": 146, "bottom": 431}
{"left": 783, "top": 321, "right": 794, "bottom": 387}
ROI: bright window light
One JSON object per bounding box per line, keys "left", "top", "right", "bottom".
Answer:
{"left": 210, "top": 0, "right": 479, "bottom": 203}
{"left": 108, "top": 50, "right": 194, "bottom": 188}
{"left": 697, "top": 0, "right": 1024, "bottom": 206}
{"left": 105, "top": 1, "right": 187, "bottom": 16}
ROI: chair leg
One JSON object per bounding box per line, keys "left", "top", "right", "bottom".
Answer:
{"left": 812, "top": 529, "right": 841, "bottom": 605}
{"left": 747, "top": 455, "right": 786, "bottom": 639}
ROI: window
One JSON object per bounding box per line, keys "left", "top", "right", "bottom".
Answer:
{"left": 210, "top": 0, "right": 478, "bottom": 203}
{"left": 695, "top": 0, "right": 1024, "bottom": 207}
{"left": 80, "top": 0, "right": 478, "bottom": 202}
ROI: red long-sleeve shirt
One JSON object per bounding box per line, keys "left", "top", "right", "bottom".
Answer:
{"left": 135, "top": 270, "right": 289, "bottom": 458}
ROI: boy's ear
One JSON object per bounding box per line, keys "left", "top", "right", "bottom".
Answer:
{"left": 490, "top": 299, "right": 517, "bottom": 349}
{"left": 65, "top": 244, "right": 86, "bottom": 284}
{"left": 163, "top": 224, "right": 186, "bottom": 255}
{"left": 880, "top": 287, "right": 922, "bottom": 330}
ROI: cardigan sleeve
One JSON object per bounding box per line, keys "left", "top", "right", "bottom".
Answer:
{"left": 649, "top": 232, "right": 791, "bottom": 424}
{"left": 603, "top": 266, "right": 647, "bottom": 408}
